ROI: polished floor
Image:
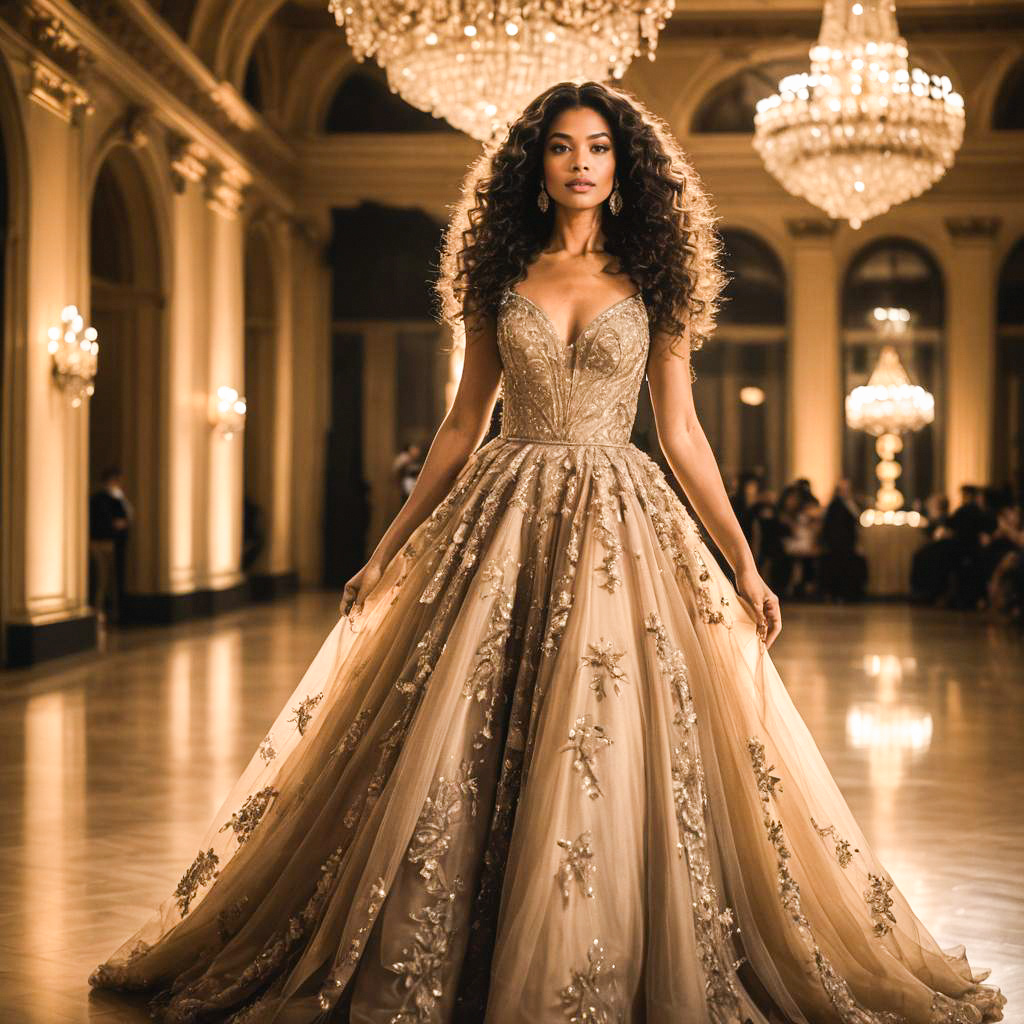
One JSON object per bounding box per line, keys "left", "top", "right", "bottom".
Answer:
{"left": 0, "top": 593, "right": 1021, "bottom": 1023}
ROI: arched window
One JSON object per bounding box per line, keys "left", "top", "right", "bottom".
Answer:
{"left": 634, "top": 229, "right": 787, "bottom": 491}
{"left": 993, "top": 57, "right": 1024, "bottom": 131}
{"left": 691, "top": 61, "right": 807, "bottom": 133}
{"left": 841, "top": 239, "right": 944, "bottom": 507}
{"left": 325, "top": 65, "right": 459, "bottom": 133}
{"left": 996, "top": 238, "right": 1024, "bottom": 494}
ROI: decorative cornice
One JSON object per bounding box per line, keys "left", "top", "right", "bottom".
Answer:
{"left": 20, "top": 2, "right": 87, "bottom": 73}
{"left": 944, "top": 216, "right": 1001, "bottom": 240}
{"left": 785, "top": 217, "right": 839, "bottom": 239}
{"left": 168, "top": 134, "right": 209, "bottom": 192}
{"left": 205, "top": 164, "right": 250, "bottom": 218}
{"left": 27, "top": 59, "right": 92, "bottom": 123}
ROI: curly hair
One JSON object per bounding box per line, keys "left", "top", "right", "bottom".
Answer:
{"left": 436, "top": 80, "right": 727, "bottom": 358}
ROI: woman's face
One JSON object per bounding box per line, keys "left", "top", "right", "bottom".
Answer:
{"left": 540, "top": 105, "right": 617, "bottom": 212}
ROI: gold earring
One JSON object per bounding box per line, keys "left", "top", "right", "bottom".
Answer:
{"left": 608, "top": 180, "right": 622, "bottom": 215}
{"left": 537, "top": 183, "right": 550, "bottom": 212}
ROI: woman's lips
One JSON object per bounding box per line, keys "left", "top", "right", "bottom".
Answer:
{"left": 567, "top": 182, "right": 595, "bottom": 191}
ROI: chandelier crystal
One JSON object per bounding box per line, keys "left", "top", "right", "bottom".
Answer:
{"left": 752, "top": 0, "right": 965, "bottom": 228}
{"left": 327, "top": 1, "right": 675, "bottom": 141}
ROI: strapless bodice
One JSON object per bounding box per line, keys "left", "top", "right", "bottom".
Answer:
{"left": 496, "top": 288, "right": 650, "bottom": 446}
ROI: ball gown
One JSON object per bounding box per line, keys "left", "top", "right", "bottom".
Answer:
{"left": 88, "top": 286, "right": 1006, "bottom": 1024}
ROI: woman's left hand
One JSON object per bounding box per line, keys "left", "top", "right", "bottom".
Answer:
{"left": 735, "top": 564, "right": 782, "bottom": 649}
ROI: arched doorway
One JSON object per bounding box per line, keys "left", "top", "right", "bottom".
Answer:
{"left": 841, "top": 238, "right": 945, "bottom": 507}
{"left": 88, "top": 148, "right": 165, "bottom": 623}
{"left": 996, "top": 238, "right": 1024, "bottom": 496}
{"left": 242, "top": 226, "right": 277, "bottom": 579}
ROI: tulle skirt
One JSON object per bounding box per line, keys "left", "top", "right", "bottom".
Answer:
{"left": 88, "top": 436, "right": 1006, "bottom": 1024}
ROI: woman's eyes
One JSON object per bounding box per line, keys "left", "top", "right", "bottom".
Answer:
{"left": 549, "top": 143, "right": 610, "bottom": 154}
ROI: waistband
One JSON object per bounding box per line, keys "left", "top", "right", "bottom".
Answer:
{"left": 498, "top": 434, "right": 632, "bottom": 450}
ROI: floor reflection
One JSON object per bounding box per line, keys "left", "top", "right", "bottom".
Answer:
{"left": 0, "top": 595, "right": 1020, "bottom": 1021}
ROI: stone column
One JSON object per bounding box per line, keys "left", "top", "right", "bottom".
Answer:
{"left": 785, "top": 218, "right": 842, "bottom": 503}
{"left": 943, "top": 216, "right": 1000, "bottom": 503}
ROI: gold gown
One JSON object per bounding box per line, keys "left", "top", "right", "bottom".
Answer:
{"left": 89, "top": 288, "right": 1006, "bottom": 1024}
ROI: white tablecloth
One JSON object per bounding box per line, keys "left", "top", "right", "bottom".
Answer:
{"left": 860, "top": 523, "right": 927, "bottom": 596}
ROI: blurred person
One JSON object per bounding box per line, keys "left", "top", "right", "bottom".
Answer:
{"left": 820, "top": 478, "right": 867, "bottom": 602}
{"left": 88, "top": 465, "right": 131, "bottom": 624}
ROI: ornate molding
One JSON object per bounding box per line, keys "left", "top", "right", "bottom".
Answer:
{"left": 17, "top": 2, "right": 88, "bottom": 73}
{"left": 944, "top": 216, "right": 1001, "bottom": 241}
{"left": 168, "top": 134, "right": 210, "bottom": 192}
{"left": 785, "top": 217, "right": 839, "bottom": 239}
{"left": 206, "top": 165, "right": 250, "bottom": 218}
{"left": 27, "top": 59, "right": 92, "bottom": 123}
{"left": 121, "top": 104, "right": 152, "bottom": 148}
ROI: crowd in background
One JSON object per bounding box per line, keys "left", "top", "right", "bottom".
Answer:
{"left": 727, "top": 472, "right": 1024, "bottom": 624}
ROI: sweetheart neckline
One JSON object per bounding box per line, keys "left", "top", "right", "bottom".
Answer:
{"left": 505, "top": 289, "right": 643, "bottom": 350}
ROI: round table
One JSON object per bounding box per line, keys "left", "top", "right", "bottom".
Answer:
{"left": 860, "top": 523, "right": 928, "bottom": 597}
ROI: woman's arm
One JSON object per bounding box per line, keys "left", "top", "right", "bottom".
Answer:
{"left": 340, "top": 307, "right": 502, "bottom": 614}
{"left": 647, "top": 326, "right": 782, "bottom": 647}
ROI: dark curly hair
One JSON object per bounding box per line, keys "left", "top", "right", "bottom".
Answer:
{"left": 436, "top": 80, "right": 726, "bottom": 357}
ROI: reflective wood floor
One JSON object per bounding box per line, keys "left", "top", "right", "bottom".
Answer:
{"left": 0, "top": 593, "right": 1021, "bottom": 1023}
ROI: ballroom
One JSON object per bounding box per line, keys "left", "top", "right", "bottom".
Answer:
{"left": 0, "top": 1, "right": 1021, "bottom": 1022}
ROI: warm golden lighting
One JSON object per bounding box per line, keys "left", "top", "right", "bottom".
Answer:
{"left": 47, "top": 304, "right": 98, "bottom": 408}
{"left": 327, "top": 1, "right": 676, "bottom": 140}
{"left": 210, "top": 385, "right": 247, "bottom": 440}
{"left": 752, "top": 0, "right": 965, "bottom": 228}
{"left": 739, "top": 386, "right": 765, "bottom": 406}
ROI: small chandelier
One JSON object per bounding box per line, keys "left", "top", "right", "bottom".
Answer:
{"left": 327, "top": 1, "right": 675, "bottom": 141}
{"left": 846, "top": 344, "right": 934, "bottom": 511}
{"left": 47, "top": 305, "right": 98, "bottom": 409}
{"left": 753, "top": 0, "right": 965, "bottom": 229}
{"left": 210, "top": 385, "right": 247, "bottom": 440}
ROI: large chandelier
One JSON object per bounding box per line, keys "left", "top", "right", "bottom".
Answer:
{"left": 846, "top": 342, "right": 934, "bottom": 511}
{"left": 327, "top": 1, "right": 675, "bottom": 141}
{"left": 752, "top": 0, "right": 964, "bottom": 229}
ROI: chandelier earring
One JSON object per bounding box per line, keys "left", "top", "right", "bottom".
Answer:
{"left": 537, "top": 183, "right": 550, "bottom": 213}
{"left": 608, "top": 179, "right": 623, "bottom": 215}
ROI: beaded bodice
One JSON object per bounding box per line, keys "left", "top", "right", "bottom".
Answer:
{"left": 496, "top": 288, "right": 650, "bottom": 446}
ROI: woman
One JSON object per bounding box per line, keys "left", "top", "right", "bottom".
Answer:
{"left": 88, "top": 82, "right": 1005, "bottom": 1023}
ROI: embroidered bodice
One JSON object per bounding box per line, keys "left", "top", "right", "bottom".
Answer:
{"left": 497, "top": 288, "right": 650, "bottom": 446}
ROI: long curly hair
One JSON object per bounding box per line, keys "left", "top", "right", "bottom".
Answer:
{"left": 436, "top": 80, "right": 727, "bottom": 357}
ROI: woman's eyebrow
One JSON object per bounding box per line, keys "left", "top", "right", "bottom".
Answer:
{"left": 547, "top": 131, "right": 611, "bottom": 141}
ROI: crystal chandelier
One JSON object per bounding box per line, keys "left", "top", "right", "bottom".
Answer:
{"left": 47, "top": 305, "right": 98, "bottom": 409}
{"left": 752, "top": 0, "right": 964, "bottom": 229}
{"left": 327, "top": 1, "right": 675, "bottom": 141}
{"left": 846, "top": 343, "right": 934, "bottom": 511}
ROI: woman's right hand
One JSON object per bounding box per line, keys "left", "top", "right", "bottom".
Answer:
{"left": 339, "top": 561, "right": 383, "bottom": 617}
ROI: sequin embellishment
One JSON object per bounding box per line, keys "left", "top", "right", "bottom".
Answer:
{"left": 811, "top": 817, "right": 858, "bottom": 868}
{"left": 174, "top": 848, "right": 220, "bottom": 917}
{"left": 581, "top": 639, "right": 628, "bottom": 701}
{"left": 218, "top": 786, "right": 279, "bottom": 846}
{"left": 560, "top": 714, "right": 613, "bottom": 800}
{"left": 865, "top": 873, "right": 897, "bottom": 936}
{"left": 289, "top": 691, "right": 324, "bottom": 736}
{"left": 384, "top": 760, "right": 479, "bottom": 1021}
{"left": 747, "top": 736, "right": 906, "bottom": 1023}
{"left": 558, "top": 938, "right": 622, "bottom": 1023}
{"left": 556, "top": 830, "right": 597, "bottom": 904}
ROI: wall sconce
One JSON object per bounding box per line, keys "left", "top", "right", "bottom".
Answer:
{"left": 47, "top": 305, "right": 98, "bottom": 408}
{"left": 210, "top": 385, "right": 247, "bottom": 439}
